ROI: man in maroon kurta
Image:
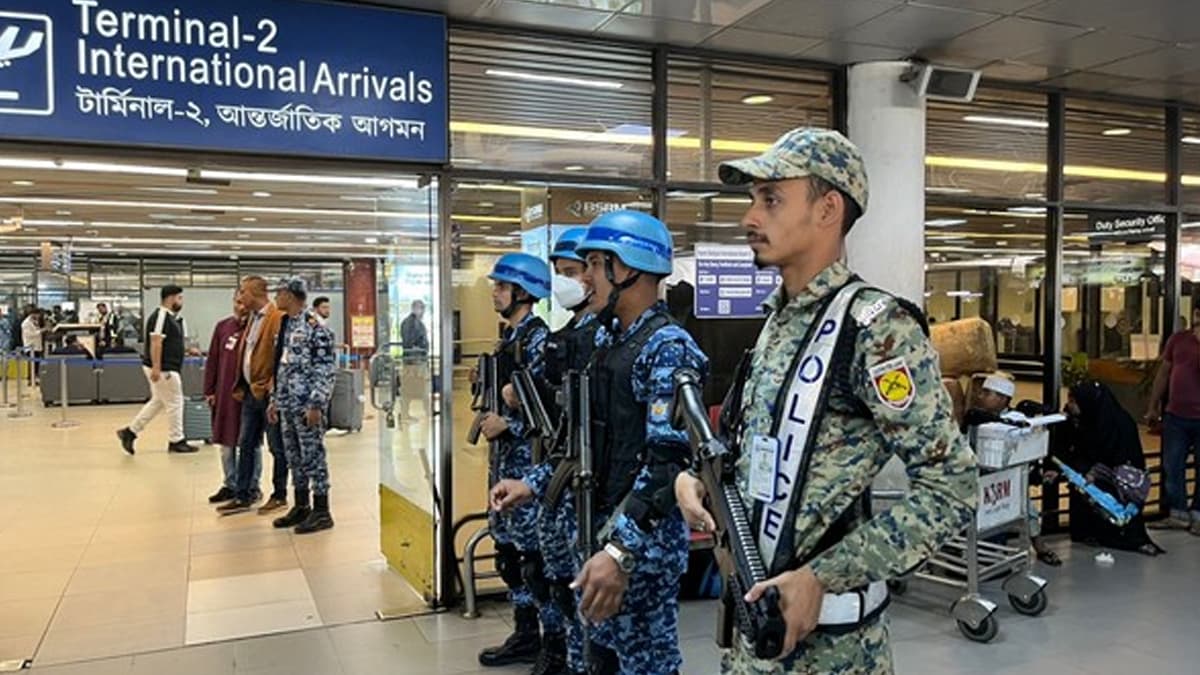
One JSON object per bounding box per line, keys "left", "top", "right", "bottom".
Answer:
{"left": 205, "top": 295, "right": 253, "bottom": 503}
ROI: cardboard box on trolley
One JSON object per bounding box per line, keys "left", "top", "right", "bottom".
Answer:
{"left": 972, "top": 414, "right": 1066, "bottom": 469}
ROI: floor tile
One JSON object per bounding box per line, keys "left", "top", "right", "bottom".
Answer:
{"left": 187, "top": 569, "right": 313, "bottom": 614}
{"left": 0, "top": 569, "right": 74, "bottom": 603}
{"left": 129, "top": 641, "right": 236, "bottom": 675}
{"left": 185, "top": 599, "right": 323, "bottom": 646}
{"left": 0, "top": 633, "right": 41, "bottom": 664}
{"left": 0, "top": 597, "right": 59, "bottom": 639}
{"left": 0, "top": 545, "right": 85, "bottom": 575}
{"left": 63, "top": 559, "right": 188, "bottom": 596}
{"left": 35, "top": 616, "right": 184, "bottom": 666}
{"left": 23, "top": 655, "right": 133, "bottom": 675}
{"left": 188, "top": 546, "right": 300, "bottom": 582}
{"left": 50, "top": 584, "right": 186, "bottom": 631}
{"left": 190, "top": 529, "right": 293, "bottom": 557}
{"left": 230, "top": 629, "right": 341, "bottom": 673}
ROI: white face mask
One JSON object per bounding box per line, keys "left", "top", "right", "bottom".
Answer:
{"left": 552, "top": 274, "right": 588, "bottom": 309}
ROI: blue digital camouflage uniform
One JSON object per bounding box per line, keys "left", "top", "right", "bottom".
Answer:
{"left": 276, "top": 310, "right": 336, "bottom": 496}
{"left": 524, "top": 313, "right": 597, "bottom": 669}
{"left": 489, "top": 312, "right": 554, "bottom": 619}
{"left": 591, "top": 305, "right": 708, "bottom": 675}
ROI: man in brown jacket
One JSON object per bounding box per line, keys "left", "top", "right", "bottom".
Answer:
{"left": 218, "top": 276, "right": 291, "bottom": 515}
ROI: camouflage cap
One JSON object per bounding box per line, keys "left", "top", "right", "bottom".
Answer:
{"left": 275, "top": 276, "right": 308, "bottom": 298}
{"left": 718, "top": 127, "right": 869, "bottom": 213}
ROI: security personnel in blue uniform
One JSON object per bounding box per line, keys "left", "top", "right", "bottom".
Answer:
{"left": 493, "top": 228, "right": 601, "bottom": 675}
{"left": 494, "top": 212, "right": 709, "bottom": 674}
{"left": 476, "top": 253, "right": 560, "bottom": 667}
{"left": 269, "top": 277, "right": 337, "bottom": 534}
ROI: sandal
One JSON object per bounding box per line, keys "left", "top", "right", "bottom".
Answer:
{"left": 1137, "top": 543, "right": 1163, "bottom": 557}
{"left": 1036, "top": 549, "right": 1063, "bottom": 566}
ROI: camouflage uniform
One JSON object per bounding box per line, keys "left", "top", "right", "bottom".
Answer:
{"left": 587, "top": 306, "right": 708, "bottom": 675}
{"left": 490, "top": 312, "right": 554, "bottom": 621}
{"left": 276, "top": 309, "right": 336, "bottom": 496}
{"left": 716, "top": 129, "right": 977, "bottom": 674}
{"left": 523, "top": 312, "right": 599, "bottom": 670}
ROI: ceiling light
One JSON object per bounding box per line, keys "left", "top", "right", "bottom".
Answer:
{"left": 0, "top": 196, "right": 426, "bottom": 220}
{"left": 1102, "top": 128, "right": 1132, "bottom": 136}
{"left": 11, "top": 180, "right": 33, "bottom": 186}
{"left": 136, "top": 186, "right": 218, "bottom": 195}
{"left": 252, "top": 191, "right": 271, "bottom": 198}
{"left": 1003, "top": 223, "right": 1017, "bottom": 229}
{"left": 365, "top": 237, "right": 379, "bottom": 244}
{"left": 485, "top": 68, "right": 623, "bottom": 90}
{"left": 237, "top": 233, "right": 251, "bottom": 239}
{"left": 925, "top": 218, "right": 967, "bottom": 227}
{"left": 996, "top": 240, "right": 1008, "bottom": 246}
{"left": 199, "top": 170, "right": 416, "bottom": 189}
{"left": 55, "top": 210, "right": 71, "bottom": 215}
{"left": 564, "top": 165, "right": 585, "bottom": 172}
{"left": 478, "top": 201, "right": 495, "bottom": 208}
{"left": 1007, "top": 206, "right": 1047, "bottom": 214}
{"left": 453, "top": 158, "right": 483, "bottom": 165}
{"left": 101, "top": 243, "right": 112, "bottom": 248}
{"left": 1181, "top": 136, "right": 1200, "bottom": 145}
{"left": 962, "top": 115, "right": 1048, "bottom": 129}
{"left": 741, "top": 94, "right": 774, "bottom": 105}
{"left": 454, "top": 215, "right": 522, "bottom": 223}
{"left": 925, "top": 186, "right": 972, "bottom": 194}
{"left": 242, "top": 217, "right": 257, "bottom": 222}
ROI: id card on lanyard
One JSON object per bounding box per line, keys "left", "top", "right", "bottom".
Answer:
{"left": 748, "top": 434, "right": 781, "bottom": 503}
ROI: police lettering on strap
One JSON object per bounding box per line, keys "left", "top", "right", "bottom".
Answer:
{"left": 755, "top": 282, "right": 866, "bottom": 568}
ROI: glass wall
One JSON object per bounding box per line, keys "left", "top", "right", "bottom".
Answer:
{"left": 1065, "top": 100, "right": 1167, "bottom": 206}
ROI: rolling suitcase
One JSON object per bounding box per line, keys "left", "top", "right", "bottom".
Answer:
{"left": 328, "top": 368, "right": 364, "bottom": 432}
{"left": 182, "top": 396, "right": 213, "bottom": 443}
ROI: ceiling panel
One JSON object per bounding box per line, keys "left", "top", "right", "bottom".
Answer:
{"left": 597, "top": 15, "right": 723, "bottom": 44}
{"left": 1040, "top": 71, "right": 1144, "bottom": 92}
{"left": 1020, "top": 0, "right": 1200, "bottom": 43}
{"left": 736, "top": 0, "right": 901, "bottom": 39}
{"left": 798, "top": 40, "right": 909, "bottom": 65}
{"left": 1106, "top": 80, "right": 1200, "bottom": 102}
{"left": 474, "top": 0, "right": 617, "bottom": 31}
{"left": 701, "top": 27, "right": 822, "bottom": 56}
{"left": 928, "top": 16, "right": 1092, "bottom": 62}
{"left": 980, "top": 60, "right": 1069, "bottom": 82}
{"left": 838, "top": 4, "right": 998, "bottom": 51}
{"left": 1090, "top": 46, "right": 1200, "bottom": 81}
{"left": 1016, "top": 30, "right": 1165, "bottom": 72}
{"left": 910, "top": 0, "right": 1044, "bottom": 13}
{"left": 619, "top": 0, "right": 773, "bottom": 25}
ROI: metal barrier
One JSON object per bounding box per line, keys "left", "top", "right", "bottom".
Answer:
{"left": 0, "top": 350, "right": 11, "bottom": 409}
{"left": 7, "top": 350, "right": 31, "bottom": 419}
{"left": 452, "top": 511, "right": 504, "bottom": 619}
{"left": 50, "top": 357, "right": 80, "bottom": 429}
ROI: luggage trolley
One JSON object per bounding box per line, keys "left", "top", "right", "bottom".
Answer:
{"left": 888, "top": 414, "right": 1064, "bottom": 643}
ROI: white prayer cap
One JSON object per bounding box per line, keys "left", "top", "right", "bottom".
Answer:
{"left": 982, "top": 374, "right": 1015, "bottom": 398}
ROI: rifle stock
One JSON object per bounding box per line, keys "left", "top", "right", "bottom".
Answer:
{"left": 671, "top": 368, "right": 786, "bottom": 660}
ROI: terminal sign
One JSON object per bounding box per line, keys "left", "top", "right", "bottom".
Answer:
{"left": 694, "top": 243, "right": 780, "bottom": 319}
{"left": 0, "top": 0, "right": 447, "bottom": 161}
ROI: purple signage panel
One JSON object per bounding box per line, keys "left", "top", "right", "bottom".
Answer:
{"left": 693, "top": 243, "right": 779, "bottom": 319}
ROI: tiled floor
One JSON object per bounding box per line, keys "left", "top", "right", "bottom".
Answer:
{"left": 14, "top": 528, "right": 1200, "bottom": 674}
{"left": 0, "top": 385, "right": 430, "bottom": 668}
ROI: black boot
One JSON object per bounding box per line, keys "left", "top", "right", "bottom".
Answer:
{"left": 530, "top": 632, "right": 568, "bottom": 675}
{"left": 294, "top": 493, "right": 334, "bottom": 534}
{"left": 478, "top": 605, "right": 540, "bottom": 667}
{"left": 273, "top": 490, "right": 310, "bottom": 529}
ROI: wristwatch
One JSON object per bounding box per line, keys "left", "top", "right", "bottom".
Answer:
{"left": 604, "top": 542, "right": 636, "bottom": 574}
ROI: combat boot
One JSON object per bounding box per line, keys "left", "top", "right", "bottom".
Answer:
{"left": 478, "top": 605, "right": 540, "bottom": 666}
{"left": 530, "top": 632, "right": 568, "bottom": 675}
{"left": 273, "top": 490, "right": 310, "bottom": 529}
{"left": 294, "top": 493, "right": 334, "bottom": 534}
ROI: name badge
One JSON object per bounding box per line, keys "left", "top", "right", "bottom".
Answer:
{"left": 748, "top": 434, "right": 780, "bottom": 503}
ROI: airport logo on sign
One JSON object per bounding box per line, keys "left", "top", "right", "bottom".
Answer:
{"left": 0, "top": 11, "right": 54, "bottom": 116}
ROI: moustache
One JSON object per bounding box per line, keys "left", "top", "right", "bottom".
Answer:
{"left": 746, "top": 233, "right": 768, "bottom": 244}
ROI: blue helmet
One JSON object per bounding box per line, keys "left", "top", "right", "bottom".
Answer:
{"left": 549, "top": 227, "right": 588, "bottom": 264}
{"left": 576, "top": 211, "right": 673, "bottom": 276}
{"left": 488, "top": 253, "right": 551, "bottom": 300}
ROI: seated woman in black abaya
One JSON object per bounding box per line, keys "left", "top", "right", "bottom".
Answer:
{"left": 1057, "top": 380, "right": 1164, "bottom": 556}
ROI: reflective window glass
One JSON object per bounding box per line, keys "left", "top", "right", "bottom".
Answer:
{"left": 1064, "top": 100, "right": 1166, "bottom": 206}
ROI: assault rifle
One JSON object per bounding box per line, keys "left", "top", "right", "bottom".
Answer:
{"left": 1051, "top": 457, "right": 1140, "bottom": 527}
{"left": 671, "top": 368, "right": 786, "bottom": 660}
{"left": 467, "top": 354, "right": 500, "bottom": 480}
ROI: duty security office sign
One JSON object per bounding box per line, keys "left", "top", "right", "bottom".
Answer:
{"left": 0, "top": 0, "right": 447, "bottom": 162}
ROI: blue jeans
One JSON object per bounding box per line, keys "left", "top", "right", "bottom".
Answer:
{"left": 236, "top": 391, "right": 288, "bottom": 501}
{"left": 1162, "top": 413, "right": 1200, "bottom": 516}
{"left": 221, "top": 444, "right": 260, "bottom": 492}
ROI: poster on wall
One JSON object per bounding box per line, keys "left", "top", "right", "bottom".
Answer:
{"left": 351, "top": 315, "right": 375, "bottom": 349}
{"left": 693, "top": 243, "right": 779, "bottom": 319}
{"left": 0, "top": 0, "right": 447, "bottom": 162}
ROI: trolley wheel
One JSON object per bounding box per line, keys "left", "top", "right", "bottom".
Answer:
{"left": 887, "top": 579, "right": 908, "bottom": 596}
{"left": 1008, "top": 590, "right": 1048, "bottom": 616}
{"left": 957, "top": 615, "right": 999, "bottom": 643}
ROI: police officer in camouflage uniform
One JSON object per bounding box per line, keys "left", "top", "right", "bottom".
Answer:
{"left": 476, "top": 253, "right": 561, "bottom": 668}
{"left": 492, "top": 228, "right": 601, "bottom": 675}
{"left": 675, "top": 128, "right": 977, "bottom": 674}
{"left": 498, "top": 212, "right": 709, "bottom": 674}
{"left": 269, "top": 277, "right": 338, "bottom": 535}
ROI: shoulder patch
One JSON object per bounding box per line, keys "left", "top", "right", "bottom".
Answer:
{"left": 856, "top": 296, "right": 891, "bottom": 327}
{"left": 868, "top": 357, "right": 915, "bottom": 411}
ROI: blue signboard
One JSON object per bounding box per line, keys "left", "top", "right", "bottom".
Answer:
{"left": 694, "top": 243, "right": 779, "bottom": 319}
{"left": 0, "top": 0, "right": 447, "bottom": 162}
